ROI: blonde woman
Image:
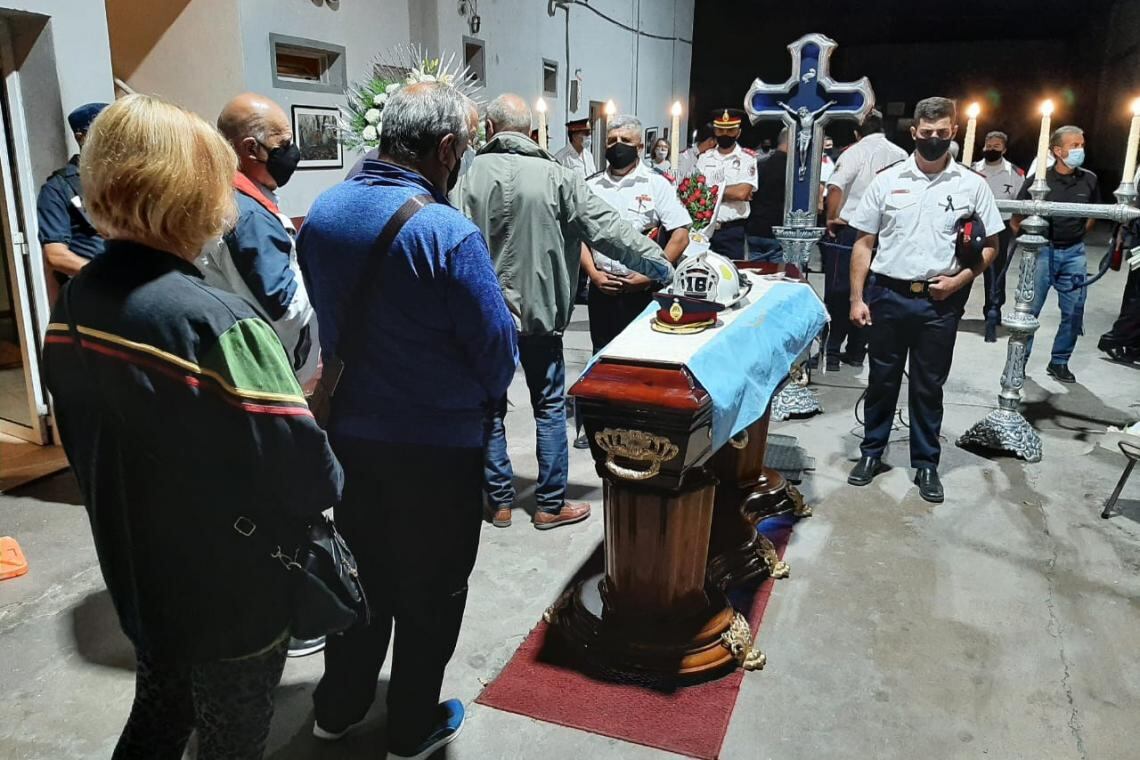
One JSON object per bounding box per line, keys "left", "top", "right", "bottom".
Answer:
{"left": 43, "top": 94, "right": 342, "bottom": 759}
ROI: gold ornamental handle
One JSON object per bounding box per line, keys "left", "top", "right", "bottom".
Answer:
{"left": 594, "top": 428, "right": 680, "bottom": 482}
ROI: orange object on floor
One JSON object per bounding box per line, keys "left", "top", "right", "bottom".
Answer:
{"left": 0, "top": 536, "right": 28, "bottom": 580}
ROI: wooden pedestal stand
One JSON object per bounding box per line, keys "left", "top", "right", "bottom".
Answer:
{"left": 551, "top": 361, "right": 765, "bottom": 681}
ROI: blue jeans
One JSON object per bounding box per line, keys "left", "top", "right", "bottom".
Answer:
{"left": 746, "top": 235, "right": 783, "bottom": 263}
{"left": 1028, "top": 242, "right": 1087, "bottom": 365}
{"left": 484, "top": 334, "right": 568, "bottom": 514}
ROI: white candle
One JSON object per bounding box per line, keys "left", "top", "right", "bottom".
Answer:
{"left": 1123, "top": 98, "right": 1140, "bottom": 184}
{"left": 670, "top": 101, "right": 682, "bottom": 170}
{"left": 535, "top": 98, "right": 547, "bottom": 150}
{"left": 963, "top": 102, "right": 980, "bottom": 166}
{"left": 1035, "top": 100, "right": 1054, "bottom": 183}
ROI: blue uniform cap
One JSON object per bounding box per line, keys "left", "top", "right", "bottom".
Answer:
{"left": 67, "top": 102, "right": 109, "bottom": 134}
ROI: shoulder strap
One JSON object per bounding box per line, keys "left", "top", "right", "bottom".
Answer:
{"left": 331, "top": 193, "right": 435, "bottom": 367}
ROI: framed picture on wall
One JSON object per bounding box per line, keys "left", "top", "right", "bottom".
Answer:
{"left": 292, "top": 105, "right": 343, "bottom": 169}
{"left": 644, "top": 127, "right": 658, "bottom": 157}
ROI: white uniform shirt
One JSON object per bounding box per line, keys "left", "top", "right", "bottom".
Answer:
{"left": 849, "top": 154, "right": 1005, "bottom": 281}
{"left": 695, "top": 143, "right": 758, "bottom": 224}
{"left": 676, "top": 146, "right": 702, "bottom": 180}
{"left": 972, "top": 157, "right": 1024, "bottom": 222}
{"left": 827, "top": 133, "right": 909, "bottom": 222}
{"left": 587, "top": 162, "right": 692, "bottom": 275}
{"left": 554, "top": 143, "right": 596, "bottom": 179}
{"left": 820, "top": 154, "right": 836, "bottom": 186}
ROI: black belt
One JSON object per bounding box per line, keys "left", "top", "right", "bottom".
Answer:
{"left": 874, "top": 274, "right": 933, "bottom": 299}
{"left": 1047, "top": 239, "right": 1083, "bottom": 248}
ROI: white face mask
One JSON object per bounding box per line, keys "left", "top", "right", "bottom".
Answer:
{"left": 582, "top": 137, "right": 592, "bottom": 152}
{"left": 654, "top": 148, "right": 668, "bottom": 160}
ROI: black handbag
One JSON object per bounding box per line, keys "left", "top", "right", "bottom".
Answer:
{"left": 266, "top": 516, "right": 369, "bottom": 639}
{"left": 310, "top": 193, "right": 436, "bottom": 427}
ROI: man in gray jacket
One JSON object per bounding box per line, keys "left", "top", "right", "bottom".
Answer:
{"left": 454, "top": 93, "right": 673, "bottom": 531}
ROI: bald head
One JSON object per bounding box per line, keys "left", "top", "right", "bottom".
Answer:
{"left": 217, "top": 93, "right": 293, "bottom": 188}
{"left": 485, "top": 93, "right": 532, "bottom": 137}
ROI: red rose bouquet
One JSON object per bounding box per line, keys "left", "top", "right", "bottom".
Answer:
{"left": 677, "top": 173, "right": 719, "bottom": 232}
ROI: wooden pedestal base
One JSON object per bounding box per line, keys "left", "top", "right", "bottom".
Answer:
{"left": 548, "top": 471, "right": 764, "bottom": 680}
{"left": 548, "top": 574, "right": 754, "bottom": 680}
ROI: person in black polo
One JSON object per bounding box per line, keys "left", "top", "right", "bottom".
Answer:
{"left": 1013, "top": 125, "right": 1099, "bottom": 384}
{"left": 37, "top": 103, "right": 108, "bottom": 291}
{"left": 746, "top": 127, "right": 788, "bottom": 263}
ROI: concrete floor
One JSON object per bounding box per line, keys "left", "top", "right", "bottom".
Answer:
{"left": 2, "top": 251, "right": 1140, "bottom": 760}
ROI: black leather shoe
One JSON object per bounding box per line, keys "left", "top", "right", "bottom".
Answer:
{"left": 1046, "top": 362, "right": 1076, "bottom": 384}
{"left": 914, "top": 467, "right": 944, "bottom": 503}
{"left": 840, "top": 352, "right": 865, "bottom": 368}
{"left": 848, "top": 456, "right": 884, "bottom": 486}
{"left": 825, "top": 355, "right": 841, "bottom": 372}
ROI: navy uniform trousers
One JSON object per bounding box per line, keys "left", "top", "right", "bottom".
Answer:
{"left": 861, "top": 278, "right": 970, "bottom": 468}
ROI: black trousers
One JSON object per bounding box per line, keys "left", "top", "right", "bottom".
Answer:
{"left": 820, "top": 224, "right": 867, "bottom": 360}
{"left": 1100, "top": 262, "right": 1140, "bottom": 352}
{"left": 983, "top": 227, "right": 1013, "bottom": 318}
{"left": 314, "top": 437, "right": 484, "bottom": 754}
{"left": 113, "top": 638, "right": 288, "bottom": 760}
{"left": 710, "top": 220, "right": 747, "bottom": 260}
{"left": 587, "top": 287, "right": 653, "bottom": 354}
{"left": 861, "top": 281, "right": 969, "bottom": 468}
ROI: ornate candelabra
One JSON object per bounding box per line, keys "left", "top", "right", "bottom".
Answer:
{"left": 771, "top": 209, "right": 827, "bottom": 421}
{"left": 958, "top": 179, "right": 1140, "bottom": 462}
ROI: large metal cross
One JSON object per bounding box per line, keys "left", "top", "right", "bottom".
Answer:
{"left": 744, "top": 33, "right": 875, "bottom": 222}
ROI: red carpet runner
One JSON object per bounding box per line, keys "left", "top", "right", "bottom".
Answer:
{"left": 476, "top": 521, "right": 793, "bottom": 760}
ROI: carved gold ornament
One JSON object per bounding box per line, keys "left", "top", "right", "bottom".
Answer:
{"left": 594, "top": 428, "right": 680, "bottom": 481}
{"left": 729, "top": 429, "right": 750, "bottom": 450}
{"left": 721, "top": 612, "right": 766, "bottom": 670}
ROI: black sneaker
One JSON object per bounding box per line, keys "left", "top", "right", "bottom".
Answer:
{"left": 1046, "top": 362, "right": 1076, "bottom": 384}
{"left": 825, "top": 355, "right": 841, "bottom": 372}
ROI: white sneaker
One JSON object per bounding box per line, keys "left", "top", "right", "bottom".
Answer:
{"left": 312, "top": 717, "right": 362, "bottom": 741}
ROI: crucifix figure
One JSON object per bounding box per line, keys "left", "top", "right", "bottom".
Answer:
{"left": 744, "top": 34, "right": 874, "bottom": 224}
{"left": 777, "top": 99, "right": 837, "bottom": 180}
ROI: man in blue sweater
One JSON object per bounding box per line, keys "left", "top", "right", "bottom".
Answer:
{"left": 298, "top": 82, "right": 518, "bottom": 759}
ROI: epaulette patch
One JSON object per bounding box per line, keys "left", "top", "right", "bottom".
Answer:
{"left": 1015, "top": 166, "right": 1026, "bottom": 176}
{"left": 741, "top": 147, "right": 756, "bottom": 157}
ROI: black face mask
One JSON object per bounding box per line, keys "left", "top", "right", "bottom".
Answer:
{"left": 982, "top": 149, "right": 1004, "bottom": 164}
{"left": 258, "top": 141, "right": 301, "bottom": 187}
{"left": 914, "top": 136, "right": 952, "bottom": 162}
{"left": 446, "top": 146, "right": 464, "bottom": 192}
{"left": 605, "top": 142, "right": 639, "bottom": 171}
{"left": 716, "top": 135, "right": 737, "bottom": 150}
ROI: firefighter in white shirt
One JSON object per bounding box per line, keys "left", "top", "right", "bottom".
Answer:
{"left": 554, "top": 118, "right": 596, "bottom": 179}
{"left": 821, "top": 109, "right": 908, "bottom": 369}
{"left": 847, "top": 97, "right": 1003, "bottom": 504}
{"left": 582, "top": 113, "right": 692, "bottom": 352}
{"left": 676, "top": 122, "right": 715, "bottom": 180}
{"left": 696, "top": 108, "right": 757, "bottom": 260}
{"left": 972, "top": 130, "right": 1024, "bottom": 341}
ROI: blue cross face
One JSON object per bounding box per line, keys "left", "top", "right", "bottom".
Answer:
{"left": 744, "top": 34, "right": 875, "bottom": 220}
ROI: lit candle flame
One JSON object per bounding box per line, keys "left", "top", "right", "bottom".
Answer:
{"left": 604, "top": 99, "right": 616, "bottom": 117}
{"left": 535, "top": 98, "right": 547, "bottom": 114}
{"left": 671, "top": 101, "right": 682, "bottom": 117}
{"left": 1131, "top": 98, "right": 1140, "bottom": 117}
{"left": 966, "top": 102, "right": 980, "bottom": 119}
{"left": 1041, "top": 99, "right": 1055, "bottom": 116}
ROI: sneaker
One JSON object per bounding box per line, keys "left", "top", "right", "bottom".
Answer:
{"left": 533, "top": 501, "right": 591, "bottom": 530}
{"left": 287, "top": 636, "right": 326, "bottom": 658}
{"left": 387, "top": 699, "right": 465, "bottom": 759}
{"left": 1046, "top": 362, "right": 1076, "bottom": 384}
{"left": 313, "top": 716, "right": 364, "bottom": 742}
{"left": 492, "top": 506, "right": 512, "bottom": 528}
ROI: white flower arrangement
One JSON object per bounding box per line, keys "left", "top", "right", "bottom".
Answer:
{"left": 341, "top": 46, "right": 481, "bottom": 153}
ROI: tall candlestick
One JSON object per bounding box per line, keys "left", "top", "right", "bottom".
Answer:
{"left": 535, "top": 98, "right": 548, "bottom": 150}
{"left": 1035, "top": 100, "right": 1054, "bottom": 186}
{"left": 962, "top": 102, "right": 980, "bottom": 166}
{"left": 670, "top": 101, "right": 682, "bottom": 170}
{"left": 1123, "top": 98, "right": 1140, "bottom": 184}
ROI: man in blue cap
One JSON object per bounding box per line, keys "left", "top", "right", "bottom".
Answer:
{"left": 37, "top": 102, "right": 108, "bottom": 290}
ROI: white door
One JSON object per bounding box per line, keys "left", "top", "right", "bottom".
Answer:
{"left": 0, "top": 17, "right": 50, "bottom": 443}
